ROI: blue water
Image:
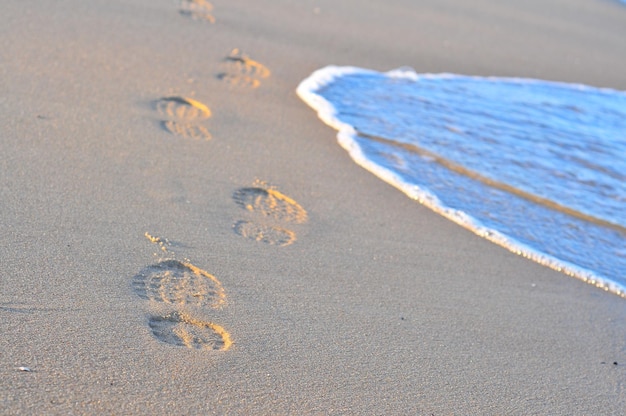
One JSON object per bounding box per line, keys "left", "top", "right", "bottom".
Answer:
{"left": 298, "top": 66, "right": 626, "bottom": 296}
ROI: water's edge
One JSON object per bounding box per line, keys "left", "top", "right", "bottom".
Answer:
{"left": 297, "top": 65, "right": 626, "bottom": 298}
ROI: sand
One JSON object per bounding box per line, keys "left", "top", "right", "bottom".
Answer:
{"left": 1, "top": 0, "right": 625, "bottom": 414}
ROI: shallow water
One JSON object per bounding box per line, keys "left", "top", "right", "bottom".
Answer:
{"left": 298, "top": 66, "right": 626, "bottom": 296}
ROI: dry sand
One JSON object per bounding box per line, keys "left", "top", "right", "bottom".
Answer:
{"left": 1, "top": 0, "right": 625, "bottom": 414}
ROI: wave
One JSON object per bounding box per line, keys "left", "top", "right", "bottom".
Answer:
{"left": 298, "top": 66, "right": 626, "bottom": 297}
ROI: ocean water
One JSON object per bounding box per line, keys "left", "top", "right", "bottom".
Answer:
{"left": 297, "top": 66, "right": 626, "bottom": 297}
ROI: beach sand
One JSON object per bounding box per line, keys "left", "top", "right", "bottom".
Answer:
{"left": 1, "top": 0, "right": 625, "bottom": 414}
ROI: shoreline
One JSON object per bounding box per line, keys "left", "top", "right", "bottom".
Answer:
{"left": 297, "top": 65, "right": 626, "bottom": 299}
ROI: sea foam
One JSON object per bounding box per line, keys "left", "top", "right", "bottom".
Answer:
{"left": 297, "top": 66, "right": 626, "bottom": 297}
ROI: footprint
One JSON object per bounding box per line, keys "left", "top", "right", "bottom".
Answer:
{"left": 149, "top": 311, "right": 231, "bottom": 351}
{"left": 231, "top": 184, "right": 308, "bottom": 246}
{"left": 217, "top": 49, "right": 270, "bottom": 88}
{"left": 224, "top": 51, "right": 271, "bottom": 78}
{"left": 137, "top": 234, "right": 232, "bottom": 351}
{"left": 179, "top": 0, "right": 215, "bottom": 23}
{"left": 161, "top": 120, "right": 211, "bottom": 140}
{"left": 154, "top": 96, "right": 212, "bottom": 140}
{"left": 233, "top": 220, "right": 297, "bottom": 246}
{"left": 233, "top": 187, "right": 308, "bottom": 224}
{"left": 217, "top": 73, "right": 261, "bottom": 89}
{"left": 133, "top": 259, "right": 226, "bottom": 308}
{"left": 155, "top": 96, "right": 212, "bottom": 121}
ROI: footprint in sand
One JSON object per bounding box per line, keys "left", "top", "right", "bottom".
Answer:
{"left": 156, "top": 96, "right": 212, "bottom": 120}
{"left": 154, "top": 96, "right": 212, "bottom": 140}
{"left": 179, "top": 0, "right": 215, "bottom": 23}
{"left": 132, "top": 259, "right": 226, "bottom": 308}
{"left": 217, "top": 49, "right": 271, "bottom": 89}
{"left": 233, "top": 187, "right": 308, "bottom": 224}
{"left": 233, "top": 220, "right": 297, "bottom": 246}
{"left": 135, "top": 233, "right": 231, "bottom": 350}
{"left": 149, "top": 311, "right": 231, "bottom": 351}
{"left": 232, "top": 184, "right": 308, "bottom": 246}
{"left": 160, "top": 120, "right": 211, "bottom": 140}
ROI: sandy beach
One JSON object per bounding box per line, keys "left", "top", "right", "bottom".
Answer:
{"left": 1, "top": 0, "right": 625, "bottom": 414}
